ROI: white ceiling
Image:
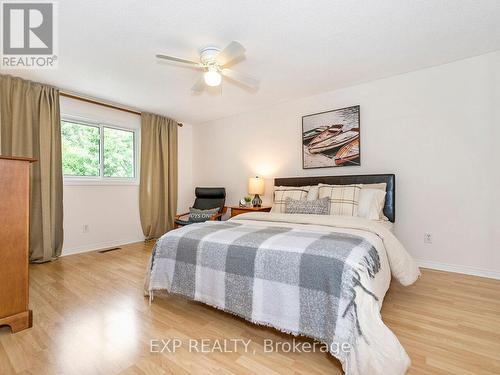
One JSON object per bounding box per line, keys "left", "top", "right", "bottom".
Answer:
{"left": 7, "top": 0, "right": 500, "bottom": 124}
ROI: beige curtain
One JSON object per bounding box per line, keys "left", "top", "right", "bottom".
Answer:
{"left": 0, "top": 74, "right": 63, "bottom": 262}
{"left": 139, "top": 113, "right": 178, "bottom": 239}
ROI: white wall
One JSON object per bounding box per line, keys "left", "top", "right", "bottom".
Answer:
{"left": 193, "top": 51, "right": 500, "bottom": 278}
{"left": 60, "top": 96, "right": 193, "bottom": 255}
{"left": 177, "top": 122, "right": 194, "bottom": 214}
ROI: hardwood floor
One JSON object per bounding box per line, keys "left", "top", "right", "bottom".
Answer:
{"left": 1, "top": 241, "right": 499, "bottom": 374}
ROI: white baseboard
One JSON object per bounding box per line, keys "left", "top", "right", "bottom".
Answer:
{"left": 62, "top": 237, "right": 145, "bottom": 256}
{"left": 416, "top": 259, "right": 500, "bottom": 280}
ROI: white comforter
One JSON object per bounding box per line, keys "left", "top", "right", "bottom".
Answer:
{"left": 229, "top": 212, "right": 420, "bottom": 375}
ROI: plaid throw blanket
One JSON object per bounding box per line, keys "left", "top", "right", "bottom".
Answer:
{"left": 147, "top": 220, "right": 381, "bottom": 372}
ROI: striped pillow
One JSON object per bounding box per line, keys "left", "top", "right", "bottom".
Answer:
{"left": 271, "top": 185, "right": 311, "bottom": 213}
{"left": 318, "top": 183, "right": 362, "bottom": 216}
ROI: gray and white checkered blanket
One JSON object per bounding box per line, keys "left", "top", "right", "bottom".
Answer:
{"left": 146, "top": 219, "right": 385, "bottom": 372}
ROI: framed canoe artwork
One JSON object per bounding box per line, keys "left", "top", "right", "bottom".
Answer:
{"left": 302, "top": 105, "right": 360, "bottom": 169}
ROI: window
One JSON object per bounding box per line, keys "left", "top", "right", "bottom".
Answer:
{"left": 61, "top": 119, "right": 137, "bottom": 182}
{"left": 103, "top": 127, "right": 135, "bottom": 178}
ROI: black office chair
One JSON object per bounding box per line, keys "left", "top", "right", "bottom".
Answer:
{"left": 174, "top": 187, "right": 227, "bottom": 228}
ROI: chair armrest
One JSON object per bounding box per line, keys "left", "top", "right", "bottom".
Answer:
{"left": 210, "top": 207, "right": 228, "bottom": 221}
{"left": 209, "top": 212, "right": 224, "bottom": 221}
{"left": 175, "top": 212, "right": 189, "bottom": 220}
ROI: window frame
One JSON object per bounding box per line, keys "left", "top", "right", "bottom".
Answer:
{"left": 61, "top": 115, "right": 139, "bottom": 186}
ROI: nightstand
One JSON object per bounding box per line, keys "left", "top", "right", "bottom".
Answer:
{"left": 229, "top": 206, "right": 272, "bottom": 218}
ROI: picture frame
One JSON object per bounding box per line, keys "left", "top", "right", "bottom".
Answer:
{"left": 302, "top": 105, "right": 361, "bottom": 169}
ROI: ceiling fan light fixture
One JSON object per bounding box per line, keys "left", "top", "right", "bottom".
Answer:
{"left": 156, "top": 41, "right": 259, "bottom": 92}
{"left": 204, "top": 68, "right": 222, "bottom": 87}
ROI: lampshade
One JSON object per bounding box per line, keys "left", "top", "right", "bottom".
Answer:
{"left": 248, "top": 176, "right": 265, "bottom": 195}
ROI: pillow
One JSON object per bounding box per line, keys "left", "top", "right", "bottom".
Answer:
{"left": 318, "top": 184, "right": 362, "bottom": 216}
{"left": 357, "top": 189, "right": 386, "bottom": 220}
{"left": 284, "top": 197, "right": 330, "bottom": 215}
{"left": 188, "top": 207, "right": 220, "bottom": 223}
{"left": 271, "top": 185, "right": 311, "bottom": 213}
{"left": 361, "top": 183, "right": 389, "bottom": 220}
{"left": 361, "top": 183, "right": 387, "bottom": 191}
{"left": 306, "top": 185, "right": 319, "bottom": 201}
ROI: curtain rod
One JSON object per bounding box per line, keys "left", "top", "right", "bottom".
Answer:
{"left": 59, "top": 91, "right": 183, "bottom": 127}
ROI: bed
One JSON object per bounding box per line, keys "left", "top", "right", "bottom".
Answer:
{"left": 145, "top": 174, "right": 420, "bottom": 375}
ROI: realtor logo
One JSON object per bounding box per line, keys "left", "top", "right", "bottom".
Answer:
{"left": 1, "top": 1, "right": 58, "bottom": 68}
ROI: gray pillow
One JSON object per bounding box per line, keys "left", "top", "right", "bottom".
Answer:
{"left": 284, "top": 197, "right": 330, "bottom": 215}
{"left": 188, "top": 207, "right": 220, "bottom": 223}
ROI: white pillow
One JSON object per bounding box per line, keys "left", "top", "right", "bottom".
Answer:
{"left": 357, "top": 188, "right": 386, "bottom": 220}
{"left": 361, "top": 182, "right": 387, "bottom": 191}
{"left": 306, "top": 185, "right": 319, "bottom": 201}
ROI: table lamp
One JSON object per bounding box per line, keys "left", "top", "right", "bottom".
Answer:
{"left": 248, "top": 176, "right": 264, "bottom": 207}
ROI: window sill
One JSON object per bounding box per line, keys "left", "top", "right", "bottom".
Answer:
{"left": 63, "top": 178, "right": 139, "bottom": 186}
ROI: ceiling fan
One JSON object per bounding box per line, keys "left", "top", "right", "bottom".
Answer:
{"left": 156, "top": 41, "right": 259, "bottom": 92}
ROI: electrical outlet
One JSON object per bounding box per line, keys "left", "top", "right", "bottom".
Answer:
{"left": 424, "top": 232, "right": 432, "bottom": 244}
{"left": 82, "top": 224, "right": 89, "bottom": 233}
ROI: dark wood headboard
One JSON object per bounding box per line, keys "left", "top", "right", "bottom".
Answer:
{"left": 274, "top": 174, "right": 395, "bottom": 222}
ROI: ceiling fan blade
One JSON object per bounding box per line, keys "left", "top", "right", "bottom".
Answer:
{"left": 216, "top": 41, "right": 246, "bottom": 67}
{"left": 156, "top": 54, "right": 201, "bottom": 67}
{"left": 191, "top": 76, "right": 205, "bottom": 92}
{"left": 221, "top": 68, "right": 259, "bottom": 89}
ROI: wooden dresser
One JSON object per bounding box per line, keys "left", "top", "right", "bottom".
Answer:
{"left": 0, "top": 156, "right": 36, "bottom": 333}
